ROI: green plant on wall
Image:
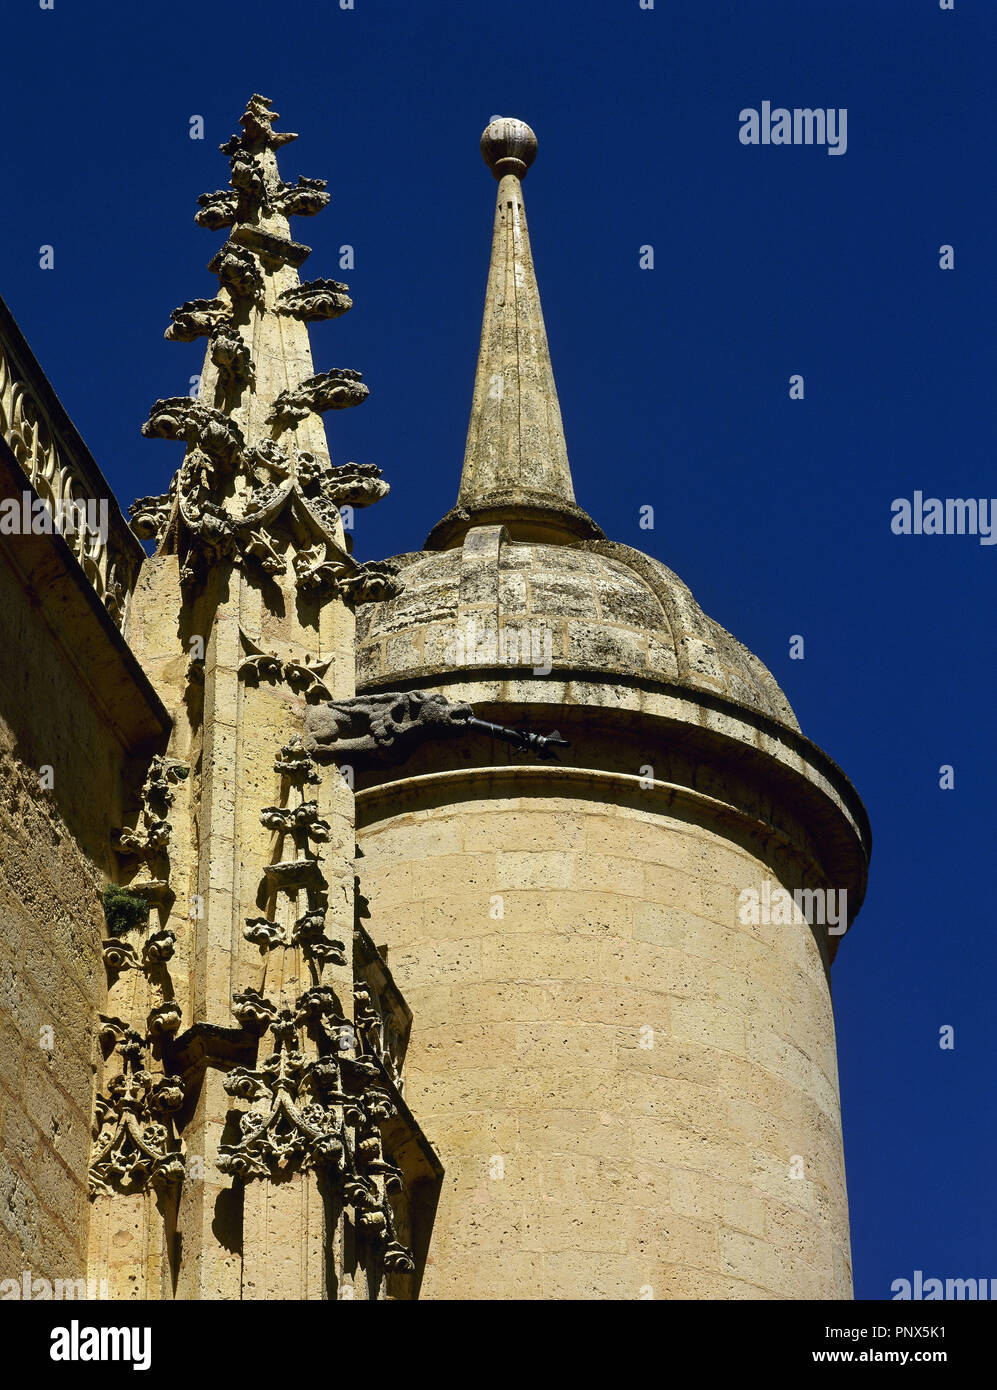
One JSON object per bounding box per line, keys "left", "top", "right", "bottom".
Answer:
{"left": 102, "top": 884, "right": 149, "bottom": 937}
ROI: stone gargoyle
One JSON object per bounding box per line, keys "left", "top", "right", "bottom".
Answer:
{"left": 302, "top": 690, "right": 473, "bottom": 761}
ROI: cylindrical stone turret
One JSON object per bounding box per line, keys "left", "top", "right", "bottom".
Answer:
{"left": 350, "top": 121, "right": 870, "bottom": 1300}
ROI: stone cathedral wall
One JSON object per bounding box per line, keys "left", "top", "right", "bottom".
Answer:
{"left": 357, "top": 766, "right": 853, "bottom": 1300}
{"left": 0, "top": 304, "right": 168, "bottom": 1295}
{"left": 0, "top": 542, "right": 153, "bottom": 1288}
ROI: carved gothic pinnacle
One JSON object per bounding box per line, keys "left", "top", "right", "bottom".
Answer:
{"left": 137, "top": 95, "right": 392, "bottom": 589}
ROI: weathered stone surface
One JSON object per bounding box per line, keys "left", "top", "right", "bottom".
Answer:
{"left": 0, "top": 526, "right": 144, "bottom": 1285}
{"left": 356, "top": 532, "right": 800, "bottom": 729}
{"left": 356, "top": 779, "right": 859, "bottom": 1299}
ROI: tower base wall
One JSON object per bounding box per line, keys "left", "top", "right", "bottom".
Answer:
{"left": 357, "top": 766, "right": 853, "bottom": 1300}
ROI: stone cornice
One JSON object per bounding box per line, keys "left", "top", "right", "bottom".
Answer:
{"left": 357, "top": 666, "right": 868, "bottom": 843}
{"left": 350, "top": 673, "right": 870, "bottom": 956}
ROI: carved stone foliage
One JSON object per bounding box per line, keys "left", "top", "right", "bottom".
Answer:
{"left": 139, "top": 392, "right": 397, "bottom": 591}
{"left": 142, "top": 397, "right": 245, "bottom": 469}
{"left": 208, "top": 242, "right": 264, "bottom": 304}
{"left": 292, "top": 548, "right": 401, "bottom": 604}
{"left": 352, "top": 967, "right": 407, "bottom": 1094}
{"left": 303, "top": 690, "right": 473, "bottom": 760}
{"left": 251, "top": 438, "right": 293, "bottom": 481}
{"left": 165, "top": 297, "right": 229, "bottom": 343}
{"left": 277, "top": 279, "right": 352, "bottom": 322}
{"left": 267, "top": 369, "right": 368, "bottom": 428}
{"left": 241, "top": 737, "right": 345, "bottom": 972}
{"left": 139, "top": 92, "right": 399, "bottom": 598}
{"left": 218, "top": 732, "right": 414, "bottom": 1269}
{"left": 210, "top": 326, "right": 255, "bottom": 389}
{"left": 229, "top": 149, "right": 266, "bottom": 199}
{"left": 299, "top": 457, "right": 388, "bottom": 510}
{"left": 273, "top": 177, "right": 331, "bottom": 218}
{"left": 242, "top": 526, "right": 284, "bottom": 575}
{"left": 195, "top": 190, "right": 238, "bottom": 230}
{"left": 94, "top": 749, "right": 189, "bottom": 1201}
{"left": 167, "top": 520, "right": 394, "bottom": 597}
{"left": 102, "top": 928, "right": 178, "bottom": 983}
{"left": 164, "top": 293, "right": 256, "bottom": 392}
{"left": 176, "top": 508, "right": 239, "bottom": 586}
{"left": 89, "top": 1024, "right": 185, "bottom": 1199}
{"left": 112, "top": 755, "right": 189, "bottom": 868}
{"left": 346, "top": 558, "right": 403, "bottom": 603}
{"left": 225, "top": 93, "right": 298, "bottom": 153}
{"left": 128, "top": 485, "right": 175, "bottom": 545}
{"left": 216, "top": 986, "right": 413, "bottom": 1271}
{"left": 105, "top": 755, "right": 188, "bottom": 978}
{"left": 238, "top": 627, "right": 333, "bottom": 702}
{"left": 215, "top": 99, "right": 334, "bottom": 229}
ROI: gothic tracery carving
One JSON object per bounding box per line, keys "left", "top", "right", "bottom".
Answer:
{"left": 215, "top": 733, "right": 414, "bottom": 1272}
{"left": 89, "top": 1023, "right": 186, "bottom": 1199}
{"left": 0, "top": 336, "right": 139, "bottom": 626}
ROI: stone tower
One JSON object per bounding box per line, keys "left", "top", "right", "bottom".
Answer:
{"left": 346, "top": 118, "right": 871, "bottom": 1299}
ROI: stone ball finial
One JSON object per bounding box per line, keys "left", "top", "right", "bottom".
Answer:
{"left": 480, "top": 118, "right": 538, "bottom": 180}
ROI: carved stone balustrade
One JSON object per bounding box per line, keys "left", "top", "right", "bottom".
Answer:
{"left": 0, "top": 294, "right": 144, "bottom": 627}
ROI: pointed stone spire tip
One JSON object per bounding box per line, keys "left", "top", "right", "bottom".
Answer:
{"left": 480, "top": 118, "right": 537, "bottom": 180}
{"left": 424, "top": 115, "right": 604, "bottom": 549}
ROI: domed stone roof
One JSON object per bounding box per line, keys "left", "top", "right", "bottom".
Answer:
{"left": 356, "top": 526, "right": 799, "bottom": 731}
{"left": 357, "top": 119, "right": 798, "bottom": 735}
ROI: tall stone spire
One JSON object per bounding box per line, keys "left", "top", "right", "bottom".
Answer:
{"left": 426, "top": 118, "right": 603, "bottom": 549}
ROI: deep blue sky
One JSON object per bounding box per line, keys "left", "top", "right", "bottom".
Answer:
{"left": 3, "top": 1, "right": 994, "bottom": 1301}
